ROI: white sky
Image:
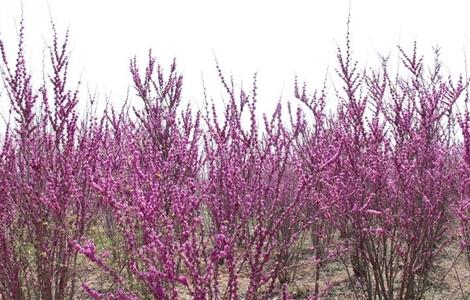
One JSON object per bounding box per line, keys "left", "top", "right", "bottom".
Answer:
{"left": 1, "top": 0, "right": 470, "bottom": 115}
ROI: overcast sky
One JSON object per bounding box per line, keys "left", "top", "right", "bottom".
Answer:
{"left": 1, "top": 0, "right": 470, "bottom": 114}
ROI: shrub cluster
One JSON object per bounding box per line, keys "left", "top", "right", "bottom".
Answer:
{"left": 0, "top": 22, "right": 469, "bottom": 300}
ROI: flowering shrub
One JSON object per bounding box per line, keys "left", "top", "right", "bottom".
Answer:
{"left": 0, "top": 22, "right": 103, "bottom": 299}
{"left": 332, "top": 38, "right": 465, "bottom": 299}
{"left": 201, "top": 69, "right": 315, "bottom": 298}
